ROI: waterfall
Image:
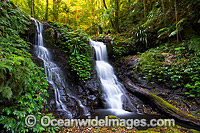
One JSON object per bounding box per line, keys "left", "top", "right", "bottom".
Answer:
{"left": 32, "top": 19, "right": 89, "bottom": 117}
{"left": 91, "top": 40, "right": 131, "bottom": 111}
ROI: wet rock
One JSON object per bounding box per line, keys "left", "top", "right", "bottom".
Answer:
{"left": 196, "top": 98, "right": 200, "bottom": 105}
{"left": 88, "top": 95, "right": 96, "bottom": 100}
{"left": 30, "top": 56, "right": 44, "bottom": 68}
{"left": 56, "top": 109, "right": 73, "bottom": 119}
{"left": 85, "top": 77, "right": 100, "bottom": 92}
{"left": 49, "top": 99, "right": 56, "bottom": 111}
{"left": 77, "top": 86, "right": 83, "bottom": 93}
{"left": 59, "top": 90, "right": 66, "bottom": 96}
{"left": 27, "top": 20, "right": 37, "bottom": 46}
{"left": 60, "top": 96, "right": 67, "bottom": 102}
{"left": 91, "top": 97, "right": 105, "bottom": 109}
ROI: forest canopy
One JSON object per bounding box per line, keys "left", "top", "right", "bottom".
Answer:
{"left": 12, "top": 0, "right": 107, "bottom": 34}
{"left": 11, "top": 0, "right": 200, "bottom": 36}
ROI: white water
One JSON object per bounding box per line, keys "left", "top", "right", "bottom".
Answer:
{"left": 33, "top": 19, "right": 89, "bottom": 117}
{"left": 91, "top": 40, "right": 130, "bottom": 111}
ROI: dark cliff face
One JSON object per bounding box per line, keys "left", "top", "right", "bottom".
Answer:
{"left": 28, "top": 21, "right": 103, "bottom": 118}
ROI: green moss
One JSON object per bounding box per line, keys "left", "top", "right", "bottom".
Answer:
{"left": 151, "top": 92, "right": 200, "bottom": 121}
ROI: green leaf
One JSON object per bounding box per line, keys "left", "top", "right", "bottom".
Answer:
{"left": 189, "top": 94, "right": 195, "bottom": 97}
{"left": 185, "top": 92, "right": 190, "bottom": 95}
{"left": 2, "top": 86, "right": 13, "bottom": 100}
{"left": 175, "top": 47, "right": 185, "bottom": 50}
{"left": 158, "top": 27, "right": 168, "bottom": 33}
{"left": 158, "top": 30, "right": 168, "bottom": 38}
{"left": 5, "top": 108, "right": 11, "bottom": 115}
{"left": 169, "top": 29, "right": 178, "bottom": 37}
{"left": 176, "top": 18, "right": 187, "bottom": 27}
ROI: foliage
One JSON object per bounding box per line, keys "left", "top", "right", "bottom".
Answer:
{"left": 50, "top": 23, "right": 92, "bottom": 81}
{"left": 158, "top": 26, "right": 174, "bottom": 38}
{"left": 110, "top": 0, "right": 200, "bottom": 59}
{"left": 11, "top": 0, "right": 105, "bottom": 34}
{"left": 10, "top": 0, "right": 200, "bottom": 38}
{"left": 112, "top": 1, "right": 163, "bottom": 58}
{"left": 134, "top": 36, "right": 200, "bottom": 97}
{"left": 188, "top": 35, "right": 200, "bottom": 52}
{"left": 133, "top": 24, "right": 150, "bottom": 51}
{"left": 158, "top": 18, "right": 186, "bottom": 40}
{"left": 112, "top": 34, "right": 135, "bottom": 59}
{"left": 0, "top": 1, "right": 58, "bottom": 132}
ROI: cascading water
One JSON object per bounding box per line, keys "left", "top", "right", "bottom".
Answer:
{"left": 32, "top": 19, "right": 89, "bottom": 118}
{"left": 91, "top": 40, "right": 132, "bottom": 112}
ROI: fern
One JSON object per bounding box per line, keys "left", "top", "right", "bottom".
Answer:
{"left": 0, "top": 1, "right": 59, "bottom": 132}
{"left": 0, "top": 86, "right": 13, "bottom": 100}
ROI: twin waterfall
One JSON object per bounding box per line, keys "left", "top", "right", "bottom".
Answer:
{"left": 91, "top": 40, "right": 129, "bottom": 111}
{"left": 33, "top": 19, "right": 130, "bottom": 117}
{"left": 33, "top": 19, "right": 89, "bottom": 118}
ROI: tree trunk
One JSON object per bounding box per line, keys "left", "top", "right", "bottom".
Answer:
{"left": 161, "top": 0, "right": 165, "bottom": 13}
{"left": 53, "top": 0, "right": 56, "bottom": 21}
{"left": 174, "top": 0, "right": 179, "bottom": 44}
{"left": 123, "top": 77, "right": 200, "bottom": 127}
{"left": 31, "top": 0, "right": 34, "bottom": 17}
{"left": 161, "top": 0, "right": 165, "bottom": 14}
{"left": 102, "top": 0, "right": 115, "bottom": 29}
{"left": 143, "top": 0, "right": 146, "bottom": 20}
{"left": 161, "top": 0, "right": 166, "bottom": 24}
{"left": 56, "top": 0, "right": 61, "bottom": 21}
{"left": 114, "top": 0, "right": 119, "bottom": 33}
{"left": 45, "top": 0, "right": 49, "bottom": 21}
{"left": 103, "top": 0, "right": 107, "bottom": 9}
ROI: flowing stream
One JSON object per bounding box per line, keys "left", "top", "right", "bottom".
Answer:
{"left": 33, "top": 19, "right": 89, "bottom": 118}
{"left": 91, "top": 40, "right": 132, "bottom": 113}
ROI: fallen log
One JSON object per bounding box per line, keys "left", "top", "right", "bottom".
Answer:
{"left": 123, "top": 77, "right": 200, "bottom": 127}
